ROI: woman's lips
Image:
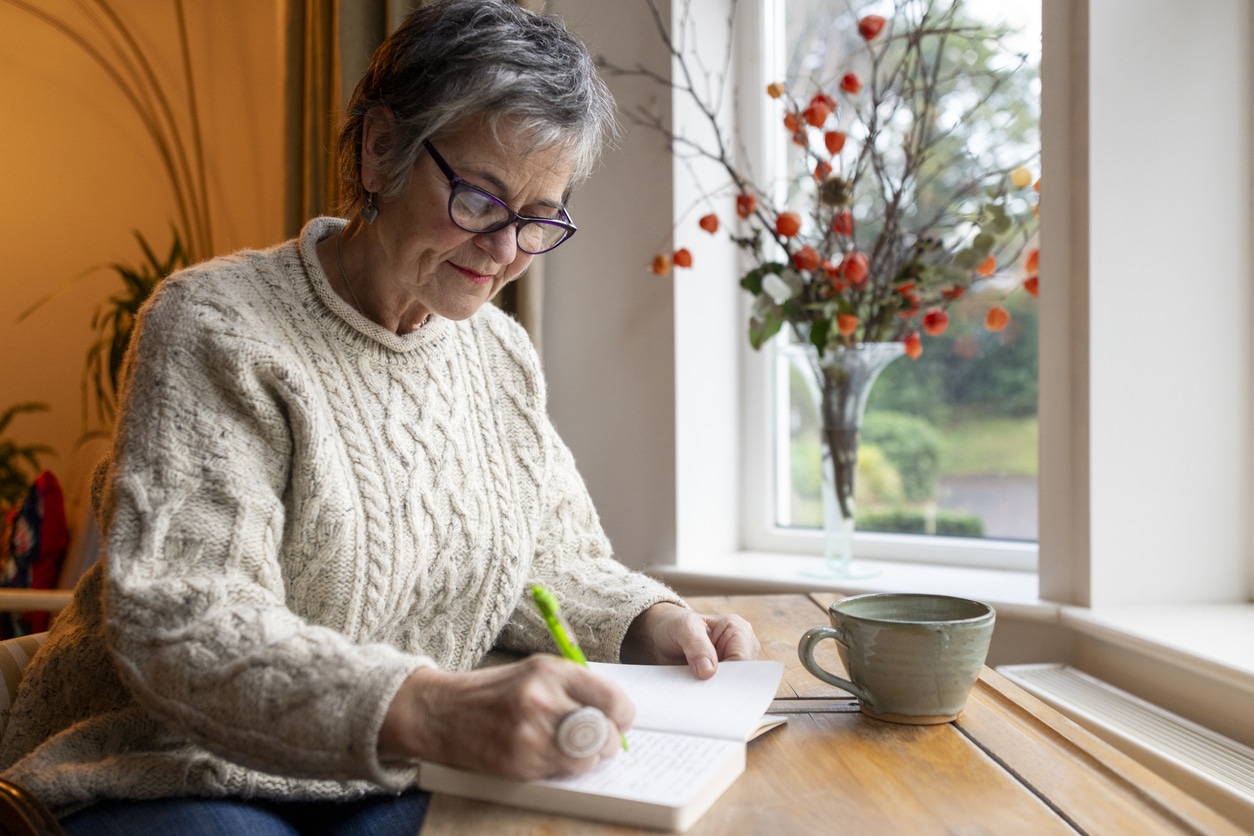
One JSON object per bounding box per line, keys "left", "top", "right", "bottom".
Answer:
{"left": 451, "top": 263, "right": 493, "bottom": 285}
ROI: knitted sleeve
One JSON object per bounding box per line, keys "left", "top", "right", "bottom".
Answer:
{"left": 100, "top": 270, "right": 425, "bottom": 790}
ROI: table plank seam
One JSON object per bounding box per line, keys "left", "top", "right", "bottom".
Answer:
{"left": 967, "top": 676, "right": 1236, "bottom": 835}
{"left": 953, "top": 720, "right": 1089, "bottom": 836}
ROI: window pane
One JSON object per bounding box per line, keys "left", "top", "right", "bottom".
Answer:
{"left": 776, "top": 0, "right": 1041, "bottom": 543}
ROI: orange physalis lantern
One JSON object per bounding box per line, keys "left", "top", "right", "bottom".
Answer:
{"left": 736, "top": 193, "right": 757, "bottom": 219}
{"left": 766, "top": 81, "right": 787, "bottom": 99}
{"left": 803, "top": 100, "right": 832, "bottom": 128}
{"left": 776, "top": 211, "right": 802, "bottom": 237}
{"left": 837, "top": 314, "right": 859, "bottom": 337}
{"left": 922, "top": 308, "right": 949, "bottom": 337}
{"left": 650, "top": 254, "right": 671, "bottom": 275}
{"left": 831, "top": 209, "right": 854, "bottom": 236}
{"left": 858, "top": 14, "right": 887, "bottom": 41}
{"left": 824, "top": 130, "right": 847, "bottom": 155}
{"left": 1025, "top": 248, "right": 1039, "bottom": 274}
{"left": 985, "top": 305, "right": 1010, "bottom": 331}
{"left": 903, "top": 331, "right": 922, "bottom": 359}
{"left": 976, "top": 254, "right": 997, "bottom": 277}
{"left": 1024, "top": 276, "right": 1039, "bottom": 297}
{"left": 792, "top": 246, "right": 821, "bottom": 272}
{"left": 672, "top": 248, "right": 693, "bottom": 268}
{"left": 840, "top": 251, "right": 869, "bottom": 284}
{"left": 840, "top": 73, "right": 862, "bottom": 95}
{"left": 698, "top": 213, "right": 720, "bottom": 234}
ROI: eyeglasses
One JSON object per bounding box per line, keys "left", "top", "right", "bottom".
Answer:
{"left": 423, "top": 140, "right": 577, "bottom": 255}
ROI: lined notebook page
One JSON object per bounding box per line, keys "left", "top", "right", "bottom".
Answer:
{"left": 534, "top": 729, "right": 743, "bottom": 805}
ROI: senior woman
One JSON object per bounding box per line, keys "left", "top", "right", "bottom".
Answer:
{"left": 0, "top": 1, "right": 759, "bottom": 833}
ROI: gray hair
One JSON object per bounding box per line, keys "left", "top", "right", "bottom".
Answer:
{"left": 336, "top": 0, "right": 619, "bottom": 214}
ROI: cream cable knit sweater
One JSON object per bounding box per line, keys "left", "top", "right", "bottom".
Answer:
{"left": 0, "top": 217, "right": 681, "bottom": 817}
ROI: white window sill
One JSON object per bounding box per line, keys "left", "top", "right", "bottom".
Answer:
{"left": 647, "top": 554, "right": 1254, "bottom": 694}
{"left": 647, "top": 552, "right": 1050, "bottom": 620}
{"left": 1061, "top": 604, "right": 1254, "bottom": 695}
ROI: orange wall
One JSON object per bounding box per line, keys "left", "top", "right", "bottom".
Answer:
{"left": 0, "top": 0, "right": 285, "bottom": 494}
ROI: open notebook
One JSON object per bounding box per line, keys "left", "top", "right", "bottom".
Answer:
{"left": 417, "top": 659, "right": 786, "bottom": 832}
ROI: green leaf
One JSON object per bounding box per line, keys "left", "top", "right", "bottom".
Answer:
{"left": 972, "top": 232, "right": 996, "bottom": 253}
{"left": 739, "top": 262, "right": 788, "bottom": 296}
{"left": 810, "top": 317, "right": 831, "bottom": 356}
{"left": 748, "top": 311, "right": 783, "bottom": 350}
{"left": 953, "top": 248, "right": 981, "bottom": 269}
{"left": 0, "top": 402, "right": 48, "bottom": 435}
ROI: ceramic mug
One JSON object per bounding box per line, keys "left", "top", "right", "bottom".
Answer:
{"left": 798, "top": 593, "right": 996, "bottom": 725}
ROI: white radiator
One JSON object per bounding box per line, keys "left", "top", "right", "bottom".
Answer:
{"left": 998, "top": 663, "right": 1254, "bottom": 830}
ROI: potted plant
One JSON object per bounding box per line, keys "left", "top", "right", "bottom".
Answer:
{"left": 7, "top": 0, "right": 210, "bottom": 427}
{"left": 0, "top": 403, "right": 52, "bottom": 513}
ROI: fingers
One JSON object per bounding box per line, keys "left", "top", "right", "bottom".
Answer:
{"left": 668, "top": 611, "right": 764, "bottom": 679}
{"left": 386, "top": 655, "right": 633, "bottom": 780}
{"left": 706, "top": 613, "right": 762, "bottom": 661}
{"left": 544, "top": 661, "right": 632, "bottom": 777}
{"left": 633, "top": 605, "right": 763, "bottom": 679}
{"left": 653, "top": 609, "right": 718, "bottom": 679}
{"left": 561, "top": 660, "right": 635, "bottom": 742}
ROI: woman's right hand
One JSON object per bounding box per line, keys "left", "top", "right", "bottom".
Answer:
{"left": 378, "top": 654, "right": 633, "bottom": 780}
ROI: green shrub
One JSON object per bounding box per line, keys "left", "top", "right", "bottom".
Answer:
{"left": 860, "top": 411, "right": 941, "bottom": 502}
{"left": 857, "top": 507, "right": 984, "bottom": 538}
{"left": 857, "top": 507, "right": 926, "bottom": 533}
{"left": 935, "top": 512, "right": 984, "bottom": 537}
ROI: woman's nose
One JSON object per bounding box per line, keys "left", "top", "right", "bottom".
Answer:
{"left": 475, "top": 224, "right": 519, "bottom": 265}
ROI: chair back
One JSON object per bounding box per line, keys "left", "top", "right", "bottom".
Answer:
{"left": 0, "top": 633, "right": 48, "bottom": 737}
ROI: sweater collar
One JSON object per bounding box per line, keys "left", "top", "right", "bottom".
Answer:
{"left": 299, "top": 216, "right": 453, "bottom": 355}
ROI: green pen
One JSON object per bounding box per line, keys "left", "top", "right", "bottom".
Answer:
{"left": 531, "top": 583, "right": 628, "bottom": 751}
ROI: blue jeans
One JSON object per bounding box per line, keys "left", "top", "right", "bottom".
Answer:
{"left": 60, "top": 790, "right": 431, "bottom": 835}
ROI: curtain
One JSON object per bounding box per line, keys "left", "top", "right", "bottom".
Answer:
{"left": 283, "top": 0, "right": 340, "bottom": 236}
{"left": 283, "top": 0, "right": 546, "bottom": 353}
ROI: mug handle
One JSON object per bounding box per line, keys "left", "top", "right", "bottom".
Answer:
{"left": 798, "top": 626, "right": 871, "bottom": 703}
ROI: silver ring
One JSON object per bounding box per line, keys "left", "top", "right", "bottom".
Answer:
{"left": 556, "top": 706, "right": 609, "bottom": 759}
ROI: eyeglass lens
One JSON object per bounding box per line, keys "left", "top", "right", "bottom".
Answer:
{"left": 448, "top": 187, "right": 571, "bottom": 254}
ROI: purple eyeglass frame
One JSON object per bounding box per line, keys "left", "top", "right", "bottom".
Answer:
{"left": 423, "top": 140, "right": 577, "bottom": 254}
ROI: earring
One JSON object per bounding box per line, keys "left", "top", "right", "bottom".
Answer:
{"left": 361, "top": 192, "right": 379, "bottom": 224}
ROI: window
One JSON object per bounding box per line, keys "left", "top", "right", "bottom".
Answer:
{"left": 645, "top": 0, "right": 1248, "bottom": 605}
{"left": 738, "top": 0, "right": 1042, "bottom": 571}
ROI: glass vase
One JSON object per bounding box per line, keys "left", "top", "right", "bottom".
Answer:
{"left": 804, "top": 342, "right": 905, "bottom": 579}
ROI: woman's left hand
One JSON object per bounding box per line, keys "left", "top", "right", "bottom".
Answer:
{"left": 620, "top": 603, "right": 761, "bottom": 679}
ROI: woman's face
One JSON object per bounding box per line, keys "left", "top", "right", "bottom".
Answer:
{"left": 363, "top": 119, "right": 576, "bottom": 327}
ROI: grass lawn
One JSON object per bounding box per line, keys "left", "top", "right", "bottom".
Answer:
{"left": 939, "top": 417, "right": 1038, "bottom": 477}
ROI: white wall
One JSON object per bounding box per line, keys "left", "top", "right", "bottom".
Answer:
{"left": 1040, "top": 0, "right": 1253, "bottom": 607}
{"left": 544, "top": 0, "right": 679, "bottom": 570}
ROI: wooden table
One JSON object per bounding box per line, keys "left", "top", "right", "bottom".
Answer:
{"left": 422, "top": 594, "right": 1244, "bottom": 835}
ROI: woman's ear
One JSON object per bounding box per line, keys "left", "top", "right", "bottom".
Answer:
{"left": 360, "top": 106, "right": 394, "bottom": 193}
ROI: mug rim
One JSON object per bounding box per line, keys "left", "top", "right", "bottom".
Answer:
{"left": 828, "top": 592, "right": 995, "bottom": 625}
